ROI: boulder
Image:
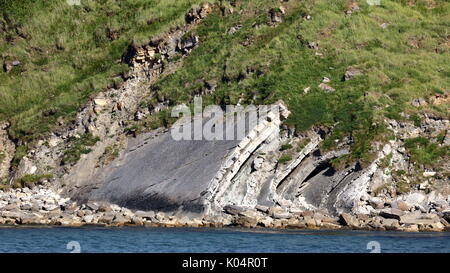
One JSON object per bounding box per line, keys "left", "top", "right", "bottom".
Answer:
{"left": 423, "top": 171, "right": 436, "bottom": 177}
{"left": 93, "top": 98, "right": 108, "bottom": 107}
{"left": 339, "top": 213, "right": 359, "bottom": 228}
{"left": 257, "top": 217, "right": 274, "bottom": 228}
{"left": 112, "top": 214, "right": 130, "bottom": 226}
{"left": 304, "top": 216, "right": 317, "bottom": 228}
{"left": 228, "top": 25, "right": 242, "bottom": 35}
{"left": 98, "top": 214, "right": 115, "bottom": 225}
{"left": 131, "top": 216, "right": 144, "bottom": 226}
{"left": 43, "top": 204, "right": 59, "bottom": 211}
{"left": 269, "top": 8, "right": 284, "bottom": 24}
{"left": 82, "top": 215, "right": 94, "bottom": 223}
{"left": 255, "top": 205, "right": 269, "bottom": 214}
{"left": 344, "top": 66, "right": 362, "bottom": 81}
{"left": 296, "top": 211, "right": 314, "bottom": 217}
{"left": 272, "top": 211, "right": 291, "bottom": 219}
{"left": 223, "top": 205, "right": 245, "bottom": 216}
{"left": 134, "top": 210, "right": 155, "bottom": 220}
{"left": 238, "top": 210, "right": 259, "bottom": 219}
{"left": 381, "top": 218, "right": 400, "bottom": 230}
{"left": 285, "top": 217, "right": 306, "bottom": 229}
{"left": 442, "top": 211, "right": 450, "bottom": 223}
{"left": 19, "top": 213, "right": 40, "bottom": 225}
{"left": 379, "top": 208, "right": 404, "bottom": 220}
{"left": 391, "top": 200, "right": 411, "bottom": 211}
{"left": 308, "top": 42, "right": 319, "bottom": 50}
{"left": 77, "top": 210, "right": 86, "bottom": 217}
{"left": 404, "top": 193, "right": 426, "bottom": 207}
{"left": 318, "top": 83, "right": 335, "bottom": 93}
{"left": 440, "top": 218, "right": 450, "bottom": 229}
{"left": 367, "top": 216, "right": 385, "bottom": 231}
{"left": 420, "top": 221, "right": 445, "bottom": 232}
{"left": 20, "top": 203, "right": 32, "bottom": 211}
{"left": 356, "top": 214, "right": 370, "bottom": 221}
{"left": 176, "top": 216, "right": 190, "bottom": 226}
{"left": 400, "top": 212, "right": 440, "bottom": 226}
{"left": 3, "top": 62, "right": 12, "bottom": 73}
{"left": 155, "top": 212, "right": 166, "bottom": 221}
{"left": 1, "top": 211, "right": 21, "bottom": 219}
{"left": 235, "top": 216, "right": 257, "bottom": 228}
{"left": 411, "top": 98, "right": 428, "bottom": 107}
{"left": 403, "top": 224, "right": 419, "bottom": 232}
{"left": 97, "top": 202, "right": 113, "bottom": 212}
{"left": 320, "top": 216, "right": 339, "bottom": 224}
{"left": 2, "top": 204, "right": 18, "bottom": 211}
{"left": 86, "top": 202, "right": 99, "bottom": 211}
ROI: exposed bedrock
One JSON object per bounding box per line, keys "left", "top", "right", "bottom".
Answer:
{"left": 77, "top": 103, "right": 289, "bottom": 216}
{"left": 69, "top": 100, "right": 392, "bottom": 218}
{"left": 88, "top": 122, "right": 241, "bottom": 215}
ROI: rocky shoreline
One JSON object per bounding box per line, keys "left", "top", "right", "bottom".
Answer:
{"left": 1, "top": 185, "right": 450, "bottom": 232}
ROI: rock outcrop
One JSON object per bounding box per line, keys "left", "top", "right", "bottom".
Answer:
{"left": 0, "top": 122, "right": 14, "bottom": 183}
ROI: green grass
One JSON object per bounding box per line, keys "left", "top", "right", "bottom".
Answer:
{"left": 0, "top": 0, "right": 208, "bottom": 143}
{"left": 0, "top": 0, "right": 449, "bottom": 168}
{"left": 13, "top": 173, "right": 53, "bottom": 188}
{"left": 279, "top": 143, "right": 293, "bottom": 151}
{"left": 62, "top": 133, "right": 100, "bottom": 164}
{"left": 149, "top": 0, "right": 449, "bottom": 165}
{"left": 395, "top": 180, "right": 411, "bottom": 194}
{"left": 404, "top": 136, "right": 449, "bottom": 167}
{"left": 278, "top": 154, "right": 292, "bottom": 164}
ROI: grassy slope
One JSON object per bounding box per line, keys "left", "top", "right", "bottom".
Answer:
{"left": 0, "top": 0, "right": 449, "bottom": 167}
{"left": 0, "top": 0, "right": 205, "bottom": 142}
{"left": 149, "top": 0, "right": 449, "bottom": 165}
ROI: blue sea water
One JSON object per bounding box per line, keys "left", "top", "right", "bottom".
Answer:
{"left": 0, "top": 227, "right": 449, "bottom": 253}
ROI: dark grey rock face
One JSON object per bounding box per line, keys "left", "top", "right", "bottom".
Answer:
{"left": 86, "top": 107, "right": 264, "bottom": 214}
{"left": 90, "top": 128, "right": 240, "bottom": 213}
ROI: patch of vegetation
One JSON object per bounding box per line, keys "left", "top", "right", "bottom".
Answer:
{"left": 62, "top": 133, "right": 100, "bottom": 165}
{"left": 395, "top": 180, "right": 410, "bottom": 194}
{"left": 0, "top": 180, "right": 10, "bottom": 191}
{"left": 330, "top": 154, "right": 353, "bottom": 171}
{"left": 379, "top": 152, "right": 393, "bottom": 169}
{"left": 372, "top": 183, "right": 390, "bottom": 196}
{"left": 409, "top": 113, "right": 422, "bottom": 127}
{"left": 279, "top": 143, "right": 293, "bottom": 151}
{"left": 11, "top": 144, "right": 28, "bottom": 167}
{"left": 150, "top": 0, "right": 449, "bottom": 165}
{"left": 404, "top": 136, "right": 449, "bottom": 167}
{"left": 0, "top": 151, "right": 5, "bottom": 163}
{"left": 97, "top": 143, "right": 121, "bottom": 167}
{"left": 13, "top": 173, "right": 53, "bottom": 188}
{"left": 295, "top": 138, "right": 310, "bottom": 152}
{"left": 124, "top": 108, "right": 176, "bottom": 136}
{"left": 278, "top": 154, "right": 292, "bottom": 164}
